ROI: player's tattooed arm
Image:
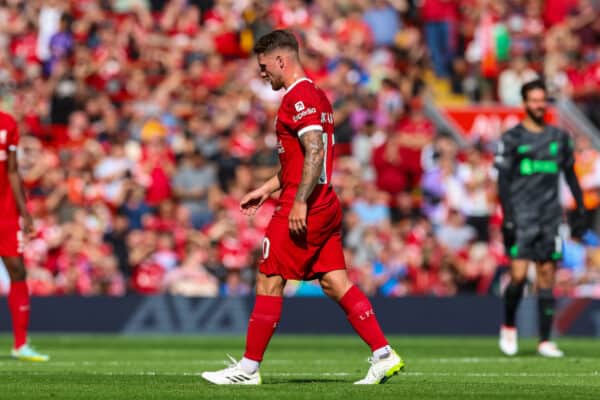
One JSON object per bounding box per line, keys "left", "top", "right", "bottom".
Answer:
{"left": 296, "top": 130, "right": 324, "bottom": 203}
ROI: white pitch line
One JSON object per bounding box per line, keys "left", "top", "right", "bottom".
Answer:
{"left": 0, "top": 357, "right": 599, "bottom": 368}
{"left": 414, "top": 357, "right": 600, "bottom": 364}
{"left": 0, "top": 371, "right": 598, "bottom": 379}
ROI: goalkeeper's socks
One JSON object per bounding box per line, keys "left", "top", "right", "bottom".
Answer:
{"left": 504, "top": 281, "right": 525, "bottom": 327}
{"left": 243, "top": 295, "right": 283, "bottom": 363}
{"left": 240, "top": 357, "right": 260, "bottom": 375}
{"left": 339, "top": 285, "right": 388, "bottom": 352}
{"left": 8, "top": 281, "right": 30, "bottom": 349}
{"left": 538, "top": 288, "right": 555, "bottom": 342}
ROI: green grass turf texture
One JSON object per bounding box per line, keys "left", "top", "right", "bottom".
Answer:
{"left": 0, "top": 335, "right": 598, "bottom": 399}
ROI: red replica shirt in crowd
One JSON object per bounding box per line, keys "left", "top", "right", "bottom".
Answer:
{"left": 274, "top": 78, "right": 337, "bottom": 216}
{"left": 0, "top": 111, "right": 20, "bottom": 226}
{"left": 421, "top": 0, "right": 458, "bottom": 22}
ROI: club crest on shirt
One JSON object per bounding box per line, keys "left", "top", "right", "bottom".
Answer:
{"left": 294, "top": 101, "right": 305, "bottom": 112}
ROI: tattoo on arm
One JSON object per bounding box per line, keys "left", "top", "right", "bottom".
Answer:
{"left": 295, "top": 130, "right": 324, "bottom": 202}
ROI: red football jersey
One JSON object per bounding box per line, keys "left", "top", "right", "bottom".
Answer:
{"left": 275, "top": 78, "right": 337, "bottom": 216}
{"left": 0, "top": 111, "right": 20, "bottom": 225}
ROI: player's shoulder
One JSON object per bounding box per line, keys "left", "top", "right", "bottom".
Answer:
{"left": 546, "top": 124, "right": 570, "bottom": 139}
{"left": 499, "top": 124, "right": 523, "bottom": 143}
{"left": 0, "top": 110, "right": 17, "bottom": 127}
{"left": 283, "top": 78, "right": 322, "bottom": 104}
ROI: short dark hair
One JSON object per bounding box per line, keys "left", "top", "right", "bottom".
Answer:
{"left": 253, "top": 30, "right": 299, "bottom": 55}
{"left": 521, "top": 79, "right": 546, "bottom": 101}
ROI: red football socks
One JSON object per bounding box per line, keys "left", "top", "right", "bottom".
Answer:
{"left": 339, "top": 285, "right": 388, "bottom": 351}
{"left": 244, "top": 295, "right": 283, "bottom": 362}
{"left": 8, "top": 281, "right": 30, "bottom": 349}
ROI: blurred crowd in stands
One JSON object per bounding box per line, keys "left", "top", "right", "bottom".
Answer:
{"left": 1, "top": 0, "right": 600, "bottom": 297}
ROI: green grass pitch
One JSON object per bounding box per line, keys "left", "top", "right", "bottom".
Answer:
{"left": 0, "top": 335, "right": 598, "bottom": 399}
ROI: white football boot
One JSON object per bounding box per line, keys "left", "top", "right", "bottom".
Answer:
{"left": 354, "top": 350, "right": 405, "bottom": 385}
{"left": 201, "top": 355, "right": 261, "bottom": 385}
{"left": 11, "top": 343, "right": 49, "bottom": 362}
{"left": 499, "top": 325, "right": 518, "bottom": 356}
{"left": 537, "top": 341, "right": 564, "bottom": 358}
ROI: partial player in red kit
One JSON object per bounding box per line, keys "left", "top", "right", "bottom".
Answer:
{"left": 202, "top": 30, "right": 404, "bottom": 385}
{"left": 0, "top": 111, "right": 49, "bottom": 361}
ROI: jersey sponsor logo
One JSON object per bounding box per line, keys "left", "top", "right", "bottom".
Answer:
{"left": 293, "top": 107, "right": 316, "bottom": 122}
{"left": 0, "top": 149, "right": 6, "bottom": 161}
{"left": 294, "top": 101, "right": 305, "bottom": 112}
{"left": 519, "top": 158, "right": 558, "bottom": 175}
{"left": 321, "top": 112, "right": 334, "bottom": 124}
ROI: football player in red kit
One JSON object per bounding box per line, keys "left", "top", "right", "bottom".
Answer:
{"left": 0, "top": 111, "right": 48, "bottom": 361}
{"left": 201, "top": 30, "right": 403, "bottom": 385}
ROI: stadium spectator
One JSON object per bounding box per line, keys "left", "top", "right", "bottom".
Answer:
{"left": 498, "top": 56, "right": 538, "bottom": 106}
{"left": 421, "top": 0, "right": 457, "bottom": 78}
{"left": 172, "top": 151, "right": 218, "bottom": 229}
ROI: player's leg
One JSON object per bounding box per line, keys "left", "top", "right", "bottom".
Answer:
{"left": 240, "top": 272, "right": 285, "bottom": 374}
{"left": 500, "top": 223, "right": 538, "bottom": 356}
{"left": 2, "top": 256, "right": 48, "bottom": 361}
{"left": 319, "top": 270, "right": 404, "bottom": 384}
{"left": 2, "top": 256, "right": 28, "bottom": 349}
{"left": 499, "top": 258, "right": 529, "bottom": 356}
{"left": 320, "top": 270, "right": 388, "bottom": 352}
{"left": 504, "top": 259, "right": 529, "bottom": 328}
{"left": 201, "top": 272, "right": 285, "bottom": 385}
{"left": 535, "top": 261, "right": 563, "bottom": 357}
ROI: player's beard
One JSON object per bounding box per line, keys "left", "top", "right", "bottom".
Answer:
{"left": 525, "top": 106, "right": 546, "bottom": 126}
{"left": 269, "top": 76, "right": 284, "bottom": 91}
{"left": 271, "top": 81, "right": 284, "bottom": 91}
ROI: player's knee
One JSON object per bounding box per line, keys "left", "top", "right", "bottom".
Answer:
{"left": 6, "top": 263, "right": 26, "bottom": 282}
{"left": 320, "top": 280, "right": 335, "bottom": 298}
{"left": 256, "top": 282, "right": 283, "bottom": 296}
{"left": 536, "top": 265, "right": 555, "bottom": 288}
{"left": 509, "top": 270, "right": 527, "bottom": 285}
{"left": 537, "top": 274, "right": 554, "bottom": 289}
{"left": 2, "top": 257, "right": 27, "bottom": 282}
{"left": 319, "top": 274, "right": 352, "bottom": 301}
{"left": 510, "top": 276, "right": 527, "bottom": 286}
{"left": 255, "top": 274, "right": 285, "bottom": 296}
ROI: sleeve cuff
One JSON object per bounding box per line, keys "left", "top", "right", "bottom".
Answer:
{"left": 297, "top": 124, "right": 323, "bottom": 137}
{"left": 8, "top": 145, "right": 17, "bottom": 151}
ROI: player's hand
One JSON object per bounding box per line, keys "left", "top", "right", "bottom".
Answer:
{"left": 289, "top": 200, "right": 307, "bottom": 235}
{"left": 240, "top": 188, "right": 269, "bottom": 216}
{"left": 570, "top": 208, "right": 589, "bottom": 240}
{"left": 502, "top": 220, "right": 516, "bottom": 250}
{"left": 22, "top": 213, "right": 35, "bottom": 239}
